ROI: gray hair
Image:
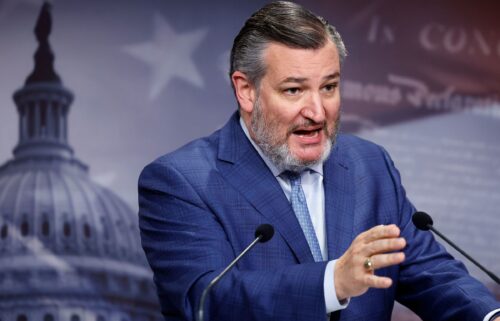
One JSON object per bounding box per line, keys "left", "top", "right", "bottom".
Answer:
{"left": 229, "top": 1, "right": 347, "bottom": 92}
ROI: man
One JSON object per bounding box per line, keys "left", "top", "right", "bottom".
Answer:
{"left": 138, "top": 2, "right": 500, "bottom": 320}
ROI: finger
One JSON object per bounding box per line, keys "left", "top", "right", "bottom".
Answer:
{"left": 360, "top": 224, "right": 400, "bottom": 243}
{"left": 363, "top": 274, "right": 393, "bottom": 289}
{"left": 370, "top": 252, "right": 405, "bottom": 270}
{"left": 366, "top": 237, "right": 406, "bottom": 256}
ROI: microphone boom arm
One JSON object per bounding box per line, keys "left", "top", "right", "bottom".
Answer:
{"left": 197, "top": 235, "right": 262, "bottom": 321}
{"left": 196, "top": 223, "right": 274, "bottom": 321}
{"left": 428, "top": 225, "right": 500, "bottom": 285}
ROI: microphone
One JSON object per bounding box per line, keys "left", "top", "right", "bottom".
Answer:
{"left": 412, "top": 211, "right": 500, "bottom": 284}
{"left": 196, "top": 224, "right": 275, "bottom": 321}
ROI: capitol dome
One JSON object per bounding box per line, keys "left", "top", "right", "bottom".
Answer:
{"left": 0, "top": 3, "right": 161, "bottom": 320}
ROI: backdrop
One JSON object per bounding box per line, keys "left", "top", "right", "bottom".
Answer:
{"left": 0, "top": 0, "right": 498, "bottom": 320}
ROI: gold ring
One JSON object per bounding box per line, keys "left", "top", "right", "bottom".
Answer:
{"left": 364, "top": 257, "right": 374, "bottom": 271}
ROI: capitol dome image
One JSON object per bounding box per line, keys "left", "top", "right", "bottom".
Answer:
{"left": 0, "top": 3, "right": 161, "bottom": 320}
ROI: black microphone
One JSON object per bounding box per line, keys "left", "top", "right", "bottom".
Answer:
{"left": 412, "top": 211, "right": 500, "bottom": 284}
{"left": 196, "top": 224, "right": 275, "bottom": 321}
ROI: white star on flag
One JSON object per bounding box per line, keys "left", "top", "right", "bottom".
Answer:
{"left": 123, "top": 13, "right": 208, "bottom": 100}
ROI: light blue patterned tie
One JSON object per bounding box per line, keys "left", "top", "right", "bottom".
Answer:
{"left": 284, "top": 171, "right": 323, "bottom": 262}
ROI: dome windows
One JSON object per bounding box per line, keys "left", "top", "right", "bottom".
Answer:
{"left": 16, "top": 315, "right": 27, "bottom": 321}
{"left": 139, "top": 279, "right": 150, "bottom": 294}
{"left": 100, "top": 217, "right": 109, "bottom": 241}
{"left": 41, "top": 218, "right": 50, "bottom": 237}
{"left": 63, "top": 221, "right": 71, "bottom": 237}
{"left": 43, "top": 314, "right": 54, "bottom": 321}
{"left": 0, "top": 224, "right": 7, "bottom": 239}
{"left": 83, "top": 222, "right": 91, "bottom": 239}
{"left": 20, "top": 220, "right": 29, "bottom": 237}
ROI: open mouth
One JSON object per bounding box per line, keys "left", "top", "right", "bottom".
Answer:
{"left": 292, "top": 128, "right": 322, "bottom": 137}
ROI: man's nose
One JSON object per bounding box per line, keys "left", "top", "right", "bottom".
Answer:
{"left": 301, "top": 92, "right": 325, "bottom": 123}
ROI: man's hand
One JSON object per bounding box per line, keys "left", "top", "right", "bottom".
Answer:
{"left": 334, "top": 224, "right": 406, "bottom": 301}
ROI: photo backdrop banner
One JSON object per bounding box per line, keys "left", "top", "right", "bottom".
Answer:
{"left": 0, "top": 1, "right": 498, "bottom": 320}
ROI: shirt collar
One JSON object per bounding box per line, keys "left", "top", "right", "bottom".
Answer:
{"left": 239, "top": 116, "right": 324, "bottom": 178}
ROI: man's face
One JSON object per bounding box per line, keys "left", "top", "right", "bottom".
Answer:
{"left": 248, "top": 40, "right": 341, "bottom": 172}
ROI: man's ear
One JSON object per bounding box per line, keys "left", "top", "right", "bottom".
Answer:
{"left": 231, "top": 71, "right": 257, "bottom": 113}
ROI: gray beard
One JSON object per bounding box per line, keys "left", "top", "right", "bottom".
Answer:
{"left": 250, "top": 98, "right": 339, "bottom": 173}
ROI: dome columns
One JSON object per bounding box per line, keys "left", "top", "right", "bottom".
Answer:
{"left": 13, "top": 84, "right": 74, "bottom": 160}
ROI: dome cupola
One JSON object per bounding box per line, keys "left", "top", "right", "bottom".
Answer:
{"left": 12, "top": 2, "right": 74, "bottom": 162}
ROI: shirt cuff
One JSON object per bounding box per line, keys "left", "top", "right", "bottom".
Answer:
{"left": 324, "top": 259, "right": 350, "bottom": 313}
{"left": 484, "top": 308, "right": 500, "bottom": 321}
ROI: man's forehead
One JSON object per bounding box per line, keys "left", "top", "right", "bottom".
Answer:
{"left": 263, "top": 41, "right": 340, "bottom": 82}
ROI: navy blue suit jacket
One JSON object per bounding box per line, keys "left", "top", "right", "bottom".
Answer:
{"left": 138, "top": 112, "right": 499, "bottom": 320}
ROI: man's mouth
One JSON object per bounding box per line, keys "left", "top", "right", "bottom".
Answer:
{"left": 293, "top": 128, "right": 322, "bottom": 137}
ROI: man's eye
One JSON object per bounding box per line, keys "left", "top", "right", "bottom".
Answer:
{"left": 323, "top": 83, "right": 338, "bottom": 92}
{"left": 284, "top": 87, "right": 301, "bottom": 95}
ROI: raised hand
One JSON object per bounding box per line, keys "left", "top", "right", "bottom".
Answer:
{"left": 334, "top": 224, "right": 406, "bottom": 300}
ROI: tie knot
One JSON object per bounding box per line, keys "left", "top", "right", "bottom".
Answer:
{"left": 282, "top": 170, "right": 301, "bottom": 186}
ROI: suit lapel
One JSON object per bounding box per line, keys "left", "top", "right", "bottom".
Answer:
{"left": 217, "top": 112, "right": 315, "bottom": 263}
{"left": 324, "top": 139, "right": 355, "bottom": 260}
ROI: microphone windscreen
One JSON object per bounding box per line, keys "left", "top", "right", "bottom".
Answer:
{"left": 412, "top": 211, "right": 433, "bottom": 231}
{"left": 255, "top": 224, "right": 274, "bottom": 243}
